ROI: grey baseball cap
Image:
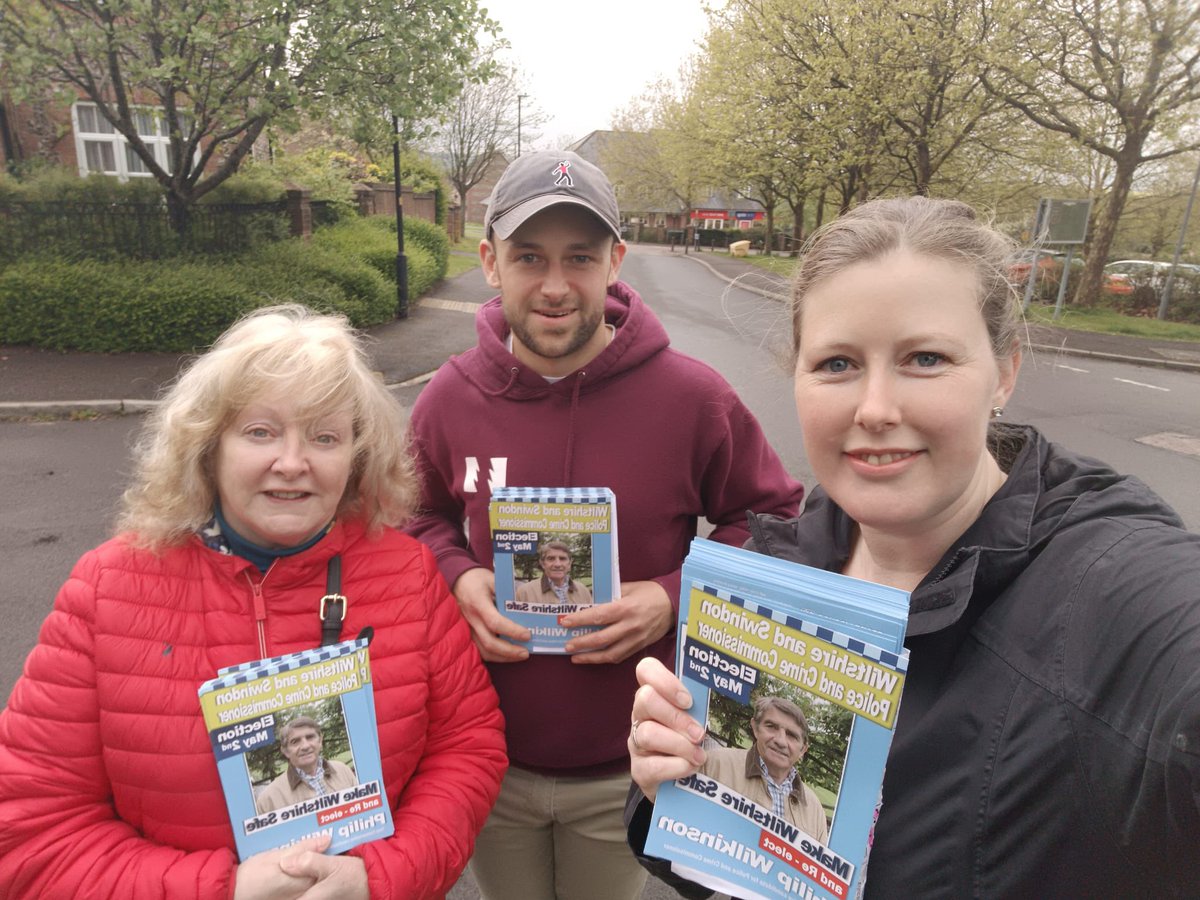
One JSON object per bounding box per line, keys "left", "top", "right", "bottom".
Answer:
{"left": 484, "top": 150, "right": 622, "bottom": 241}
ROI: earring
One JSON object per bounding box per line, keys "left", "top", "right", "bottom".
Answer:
{"left": 991, "top": 407, "right": 1004, "bottom": 419}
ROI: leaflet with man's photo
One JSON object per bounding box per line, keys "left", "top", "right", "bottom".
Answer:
{"left": 197, "top": 636, "right": 393, "bottom": 860}
{"left": 489, "top": 486, "right": 620, "bottom": 653}
{"left": 645, "top": 539, "right": 910, "bottom": 900}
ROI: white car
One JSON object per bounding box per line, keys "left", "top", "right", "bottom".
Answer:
{"left": 1104, "top": 259, "right": 1200, "bottom": 288}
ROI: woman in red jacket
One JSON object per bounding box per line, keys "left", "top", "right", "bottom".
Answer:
{"left": 0, "top": 305, "right": 507, "bottom": 899}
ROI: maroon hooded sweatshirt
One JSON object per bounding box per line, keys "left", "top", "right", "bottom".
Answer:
{"left": 406, "top": 281, "right": 803, "bottom": 776}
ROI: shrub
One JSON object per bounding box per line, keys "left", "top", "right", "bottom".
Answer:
{"left": 313, "top": 217, "right": 396, "bottom": 280}
{"left": 313, "top": 216, "right": 447, "bottom": 297}
{"left": 402, "top": 217, "right": 450, "bottom": 275}
{"left": 405, "top": 243, "right": 438, "bottom": 300}
{"left": 4, "top": 166, "right": 165, "bottom": 204}
{"left": 0, "top": 256, "right": 259, "bottom": 351}
{"left": 401, "top": 152, "right": 451, "bottom": 226}
{"left": 266, "top": 149, "right": 360, "bottom": 222}
{"left": 0, "top": 240, "right": 392, "bottom": 352}
{"left": 199, "top": 167, "right": 286, "bottom": 205}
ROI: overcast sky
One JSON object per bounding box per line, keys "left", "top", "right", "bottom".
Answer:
{"left": 478, "top": 0, "right": 712, "bottom": 149}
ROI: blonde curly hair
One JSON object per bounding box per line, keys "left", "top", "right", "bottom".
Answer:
{"left": 119, "top": 305, "right": 417, "bottom": 549}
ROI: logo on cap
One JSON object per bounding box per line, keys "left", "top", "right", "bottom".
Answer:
{"left": 553, "top": 160, "right": 573, "bottom": 187}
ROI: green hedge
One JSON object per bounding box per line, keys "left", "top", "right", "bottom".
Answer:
{"left": 0, "top": 217, "right": 449, "bottom": 352}
{"left": 402, "top": 217, "right": 451, "bottom": 276}
{"left": 313, "top": 215, "right": 444, "bottom": 298}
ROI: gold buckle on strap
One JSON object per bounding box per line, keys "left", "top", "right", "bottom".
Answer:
{"left": 319, "top": 593, "right": 348, "bottom": 621}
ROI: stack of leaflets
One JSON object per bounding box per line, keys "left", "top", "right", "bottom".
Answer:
{"left": 489, "top": 486, "right": 620, "bottom": 653}
{"left": 644, "top": 538, "right": 910, "bottom": 900}
{"left": 197, "top": 636, "right": 393, "bottom": 859}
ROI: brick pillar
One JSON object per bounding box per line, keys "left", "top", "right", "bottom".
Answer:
{"left": 285, "top": 187, "right": 312, "bottom": 239}
{"left": 354, "top": 184, "right": 374, "bottom": 217}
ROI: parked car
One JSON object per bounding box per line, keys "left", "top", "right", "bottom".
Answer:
{"left": 1010, "top": 251, "right": 1132, "bottom": 295}
{"left": 1104, "top": 259, "right": 1200, "bottom": 290}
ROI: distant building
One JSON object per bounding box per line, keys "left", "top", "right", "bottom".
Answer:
{"left": 568, "top": 130, "right": 763, "bottom": 240}
{"left": 690, "top": 189, "right": 765, "bottom": 231}
{"left": 2, "top": 91, "right": 200, "bottom": 180}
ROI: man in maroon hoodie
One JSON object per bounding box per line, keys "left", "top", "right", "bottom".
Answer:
{"left": 405, "top": 149, "right": 803, "bottom": 900}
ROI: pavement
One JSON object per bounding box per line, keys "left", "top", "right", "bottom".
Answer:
{"left": 2, "top": 245, "right": 1199, "bottom": 418}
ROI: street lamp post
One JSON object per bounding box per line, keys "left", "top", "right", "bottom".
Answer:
{"left": 391, "top": 113, "right": 409, "bottom": 319}
{"left": 1159, "top": 151, "right": 1200, "bottom": 321}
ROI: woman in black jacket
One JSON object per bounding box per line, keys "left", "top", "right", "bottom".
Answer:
{"left": 626, "top": 197, "right": 1200, "bottom": 899}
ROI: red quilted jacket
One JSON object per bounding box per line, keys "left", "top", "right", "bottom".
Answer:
{"left": 0, "top": 519, "right": 506, "bottom": 898}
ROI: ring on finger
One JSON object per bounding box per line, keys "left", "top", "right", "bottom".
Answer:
{"left": 631, "top": 719, "right": 644, "bottom": 752}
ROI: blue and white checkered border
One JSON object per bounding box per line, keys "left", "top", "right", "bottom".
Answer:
{"left": 491, "top": 486, "right": 614, "bottom": 504}
{"left": 695, "top": 584, "right": 908, "bottom": 673}
{"left": 202, "top": 637, "right": 367, "bottom": 690}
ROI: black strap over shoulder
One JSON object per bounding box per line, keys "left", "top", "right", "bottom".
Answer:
{"left": 319, "top": 555, "right": 347, "bottom": 646}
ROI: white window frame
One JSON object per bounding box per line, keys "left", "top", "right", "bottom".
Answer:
{"left": 72, "top": 102, "right": 191, "bottom": 180}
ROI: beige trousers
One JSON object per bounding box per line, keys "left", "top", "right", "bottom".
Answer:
{"left": 468, "top": 766, "right": 649, "bottom": 900}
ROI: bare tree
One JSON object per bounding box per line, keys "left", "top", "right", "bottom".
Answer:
{"left": 431, "top": 62, "right": 543, "bottom": 240}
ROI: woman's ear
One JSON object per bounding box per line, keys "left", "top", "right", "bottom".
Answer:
{"left": 995, "top": 343, "right": 1022, "bottom": 409}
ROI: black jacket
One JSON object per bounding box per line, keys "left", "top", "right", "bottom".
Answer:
{"left": 630, "top": 424, "right": 1200, "bottom": 898}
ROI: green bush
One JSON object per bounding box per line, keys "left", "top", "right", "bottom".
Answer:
{"left": 0, "top": 257, "right": 257, "bottom": 351}
{"left": 313, "top": 216, "right": 447, "bottom": 296}
{"left": 199, "top": 167, "right": 287, "bottom": 205}
{"left": 3, "top": 165, "right": 165, "bottom": 204}
{"left": 0, "top": 240, "right": 390, "bottom": 351}
{"left": 401, "top": 152, "right": 451, "bottom": 226}
{"left": 402, "top": 216, "right": 451, "bottom": 276}
{"left": 0, "top": 208, "right": 451, "bottom": 351}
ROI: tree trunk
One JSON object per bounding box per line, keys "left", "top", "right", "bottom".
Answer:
{"left": 166, "top": 190, "right": 192, "bottom": 240}
{"left": 915, "top": 141, "right": 932, "bottom": 197}
{"left": 792, "top": 195, "right": 806, "bottom": 255}
{"left": 1072, "top": 149, "right": 1139, "bottom": 308}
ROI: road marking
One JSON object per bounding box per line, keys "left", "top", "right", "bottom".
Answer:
{"left": 422, "top": 297, "right": 482, "bottom": 314}
{"left": 1054, "top": 364, "right": 1089, "bottom": 373}
{"left": 1113, "top": 377, "right": 1169, "bottom": 392}
{"left": 1136, "top": 433, "right": 1200, "bottom": 459}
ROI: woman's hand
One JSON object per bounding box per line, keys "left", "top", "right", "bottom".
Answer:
{"left": 232, "top": 833, "right": 368, "bottom": 900}
{"left": 233, "top": 835, "right": 325, "bottom": 900}
{"left": 280, "top": 847, "right": 368, "bottom": 899}
{"left": 629, "top": 657, "right": 708, "bottom": 801}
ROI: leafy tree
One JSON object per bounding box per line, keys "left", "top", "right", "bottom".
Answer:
{"left": 605, "top": 71, "right": 716, "bottom": 226}
{"left": 0, "top": 0, "right": 495, "bottom": 233}
{"left": 984, "top": 0, "right": 1200, "bottom": 305}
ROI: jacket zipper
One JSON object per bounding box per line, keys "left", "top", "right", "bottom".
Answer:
{"left": 245, "top": 570, "right": 269, "bottom": 659}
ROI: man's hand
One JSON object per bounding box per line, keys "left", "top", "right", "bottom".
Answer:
{"left": 452, "top": 567, "right": 530, "bottom": 662}
{"left": 560, "top": 580, "right": 673, "bottom": 664}
{"left": 279, "top": 848, "right": 369, "bottom": 899}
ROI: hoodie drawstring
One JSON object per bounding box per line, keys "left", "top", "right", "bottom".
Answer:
{"left": 562, "top": 371, "right": 586, "bottom": 484}
{"left": 479, "top": 366, "right": 520, "bottom": 398}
